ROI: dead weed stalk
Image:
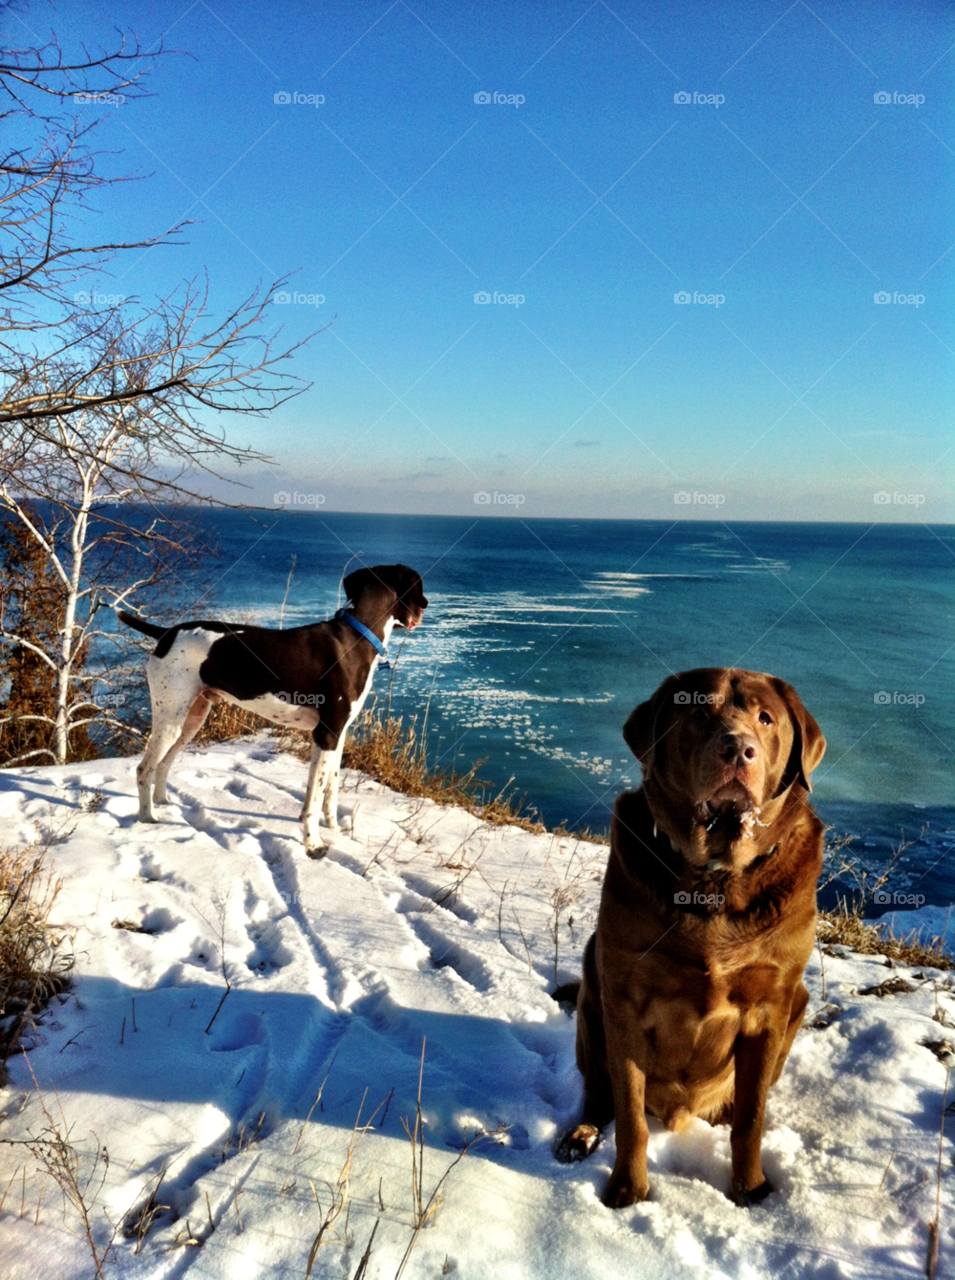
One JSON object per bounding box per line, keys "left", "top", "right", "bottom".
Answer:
{"left": 17, "top": 1056, "right": 119, "bottom": 1277}
{"left": 304, "top": 1088, "right": 382, "bottom": 1279}
{"left": 395, "top": 1038, "right": 484, "bottom": 1280}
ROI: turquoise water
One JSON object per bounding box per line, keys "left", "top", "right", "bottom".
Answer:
{"left": 179, "top": 513, "right": 954, "bottom": 907}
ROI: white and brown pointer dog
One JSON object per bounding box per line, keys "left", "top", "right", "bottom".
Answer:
{"left": 118, "top": 564, "right": 427, "bottom": 856}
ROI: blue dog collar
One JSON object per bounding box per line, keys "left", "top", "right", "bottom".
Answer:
{"left": 335, "top": 609, "right": 390, "bottom": 669}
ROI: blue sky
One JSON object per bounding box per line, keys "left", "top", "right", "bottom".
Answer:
{"left": 22, "top": 0, "right": 955, "bottom": 519}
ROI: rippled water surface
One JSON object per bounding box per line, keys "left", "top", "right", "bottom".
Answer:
{"left": 185, "top": 513, "right": 954, "bottom": 907}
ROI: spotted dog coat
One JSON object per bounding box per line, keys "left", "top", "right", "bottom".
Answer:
{"left": 119, "top": 564, "right": 428, "bottom": 856}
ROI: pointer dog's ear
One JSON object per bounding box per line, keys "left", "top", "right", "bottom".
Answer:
{"left": 343, "top": 567, "right": 379, "bottom": 604}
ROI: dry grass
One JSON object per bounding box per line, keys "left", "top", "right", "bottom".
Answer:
{"left": 194, "top": 701, "right": 273, "bottom": 746}
{"left": 817, "top": 826, "right": 952, "bottom": 970}
{"left": 188, "top": 685, "right": 607, "bottom": 841}
{"left": 0, "top": 834, "right": 74, "bottom": 1063}
{"left": 278, "top": 704, "right": 607, "bottom": 841}
{"left": 394, "top": 1037, "right": 485, "bottom": 1280}
{"left": 817, "top": 907, "right": 953, "bottom": 971}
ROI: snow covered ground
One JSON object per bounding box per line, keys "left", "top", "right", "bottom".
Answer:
{"left": 0, "top": 738, "right": 953, "bottom": 1279}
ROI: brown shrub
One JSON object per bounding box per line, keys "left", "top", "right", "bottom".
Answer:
{"left": 0, "top": 836, "right": 74, "bottom": 1063}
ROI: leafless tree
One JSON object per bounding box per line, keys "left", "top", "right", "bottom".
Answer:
{"left": 0, "top": 13, "right": 322, "bottom": 763}
{"left": 0, "top": 398, "right": 219, "bottom": 764}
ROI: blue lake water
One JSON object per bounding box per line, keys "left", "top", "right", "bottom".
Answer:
{"left": 163, "top": 512, "right": 954, "bottom": 914}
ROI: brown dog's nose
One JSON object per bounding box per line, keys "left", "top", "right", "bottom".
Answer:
{"left": 718, "top": 733, "right": 759, "bottom": 765}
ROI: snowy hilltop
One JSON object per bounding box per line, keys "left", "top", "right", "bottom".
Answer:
{"left": 0, "top": 738, "right": 952, "bottom": 1279}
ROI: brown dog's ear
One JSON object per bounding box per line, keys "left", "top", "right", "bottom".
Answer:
{"left": 623, "top": 676, "right": 680, "bottom": 777}
{"left": 772, "top": 678, "right": 826, "bottom": 793}
{"left": 343, "top": 567, "right": 379, "bottom": 604}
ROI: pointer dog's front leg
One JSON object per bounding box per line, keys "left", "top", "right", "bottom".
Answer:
{"left": 301, "top": 744, "right": 336, "bottom": 857}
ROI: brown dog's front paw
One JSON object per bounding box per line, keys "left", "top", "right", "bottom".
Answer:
{"left": 555, "top": 1123, "right": 600, "bottom": 1164}
{"left": 601, "top": 1172, "right": 650, "bottom": 1209}
{"left": 731, "top": 1177, "right": 773, "bottom": 1208}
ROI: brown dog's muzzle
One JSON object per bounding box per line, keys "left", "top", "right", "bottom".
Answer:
{"left": 717, "top": 732, "right": 758, "bottom": 767}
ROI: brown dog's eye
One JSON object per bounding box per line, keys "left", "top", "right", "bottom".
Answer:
{"left": 758, "top": 710, "right": 773, "bottom": 725}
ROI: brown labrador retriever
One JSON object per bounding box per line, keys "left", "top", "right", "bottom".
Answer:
{"left": 556, "top": 667, "right": 826, "bottom": 1208}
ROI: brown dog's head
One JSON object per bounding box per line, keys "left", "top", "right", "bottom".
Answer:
{"left": 343, "top": 563, "right": 428, "bottom": 629}
{"left": 623, "top": 668, "right": 825, "bottom": 871}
